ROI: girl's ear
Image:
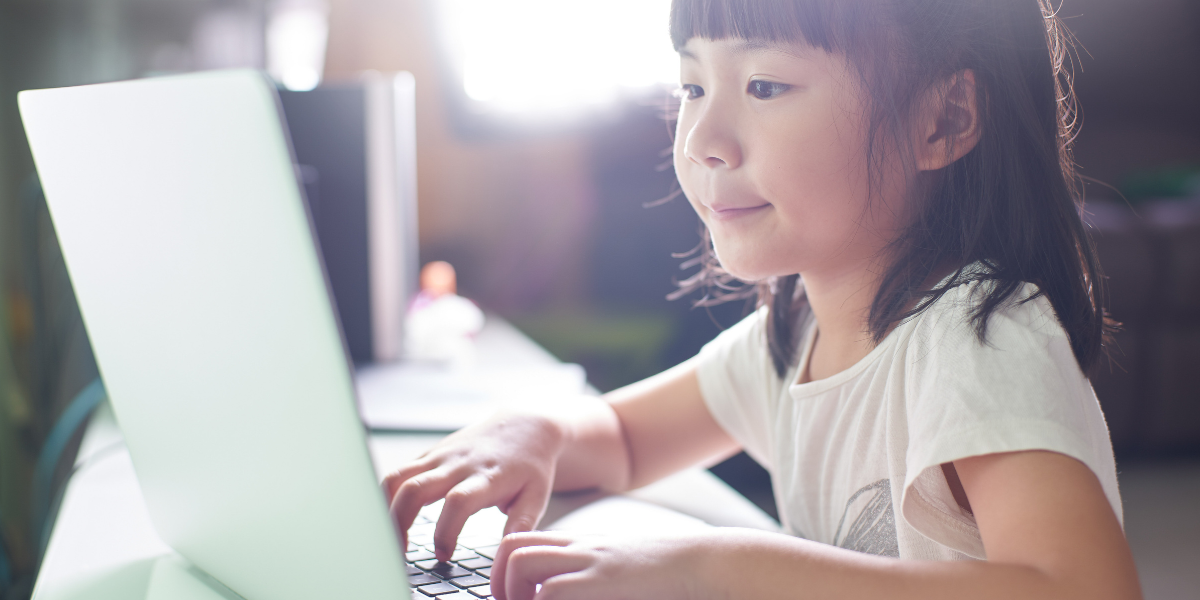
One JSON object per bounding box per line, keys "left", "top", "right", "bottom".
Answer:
{"left": 915, "top": 70, "right": 981, "bottom": 171}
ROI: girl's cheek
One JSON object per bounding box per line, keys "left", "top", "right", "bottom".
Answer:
{"left": 672, "top": 144, "right": 700, "bottom": 210}
{"left": 673, "top": 131, "right": 693, "bottom": 178}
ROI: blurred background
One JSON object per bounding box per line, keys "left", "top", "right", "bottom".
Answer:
{"left": 0, "top": 0, "right": 1197, "bottom": 598}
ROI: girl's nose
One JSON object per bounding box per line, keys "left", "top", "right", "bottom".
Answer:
{"left": 682, "top": 106, "right": 742, "bottom": 170}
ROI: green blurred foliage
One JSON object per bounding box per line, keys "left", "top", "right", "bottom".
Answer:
{"left": 1119, "top": 164, "right": 1200, "bottom": 203}
{"left": 509, "top": 309, "right": 677, "bottom": 393}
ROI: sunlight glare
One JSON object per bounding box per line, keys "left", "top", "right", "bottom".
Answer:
{"left": 436, "top": 0, "right": 678, "bottom": 115}
{"left": 267, "top": 0, "right": 329, "bottom": 91}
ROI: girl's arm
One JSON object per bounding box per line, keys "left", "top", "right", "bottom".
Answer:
{"left": 706, "top": 450, "right": 1141, "bottom": 600}
{"left": 492, "top": 449, "right": 1143, "bottom": 600}
{"left": 555, "top": 357, "right": 741, "bottom": 493}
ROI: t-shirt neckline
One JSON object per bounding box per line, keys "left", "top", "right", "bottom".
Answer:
{"left": 788, "top": 315, "right": 902, "bottom": 398}
{"left": 787, "top": 264, "right": 979, "bottom": 398}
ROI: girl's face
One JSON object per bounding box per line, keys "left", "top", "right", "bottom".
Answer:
{"left": 673, "top": 37, "right": 911, "bottom": 282}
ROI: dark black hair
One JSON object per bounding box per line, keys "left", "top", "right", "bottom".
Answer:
{"left": 669, "top": 0, "right": 1112, "bottom": 377}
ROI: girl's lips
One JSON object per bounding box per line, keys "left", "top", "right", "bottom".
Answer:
{"left": 707, "top": 203, "right": 771, "bottom": 222}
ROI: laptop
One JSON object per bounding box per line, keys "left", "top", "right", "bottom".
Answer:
{"left": 19, "top": 69, "right": 497, "bottom": 600}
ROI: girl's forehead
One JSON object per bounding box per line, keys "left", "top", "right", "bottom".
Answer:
{"left": 677, "top": 37, "right": 829, "bottom": 61}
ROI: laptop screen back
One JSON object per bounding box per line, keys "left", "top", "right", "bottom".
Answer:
{"left": 19, "top": 70, "right": 408, "bottom": 600}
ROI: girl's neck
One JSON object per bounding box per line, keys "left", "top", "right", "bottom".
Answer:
{"left": 798, "top": 259, "right": 960, "bottom": 384}
{"left": 797, "top": 261, "right": 885, "bottom": 384}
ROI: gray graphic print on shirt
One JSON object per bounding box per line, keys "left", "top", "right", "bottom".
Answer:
{"left": 832, "top": 479, "right": 899, "bottom": 557}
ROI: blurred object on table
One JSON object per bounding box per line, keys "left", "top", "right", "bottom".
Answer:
{"left": 405, "top": 262, "right": 484, "bottom": 366}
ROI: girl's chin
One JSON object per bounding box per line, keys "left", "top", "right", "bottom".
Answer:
{"left": 713, "top": 255, "right": 782, "bottom": 283}
{"left": 713, "top": 240, "right": 813, "bottom": 282}
{"left": 712, "top": 239, "right": 808, "bottom": 282}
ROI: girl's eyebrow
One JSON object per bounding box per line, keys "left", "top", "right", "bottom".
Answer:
{"left": 732, "top": 39, "right": 816, "bottom": 59}
{"left": 731, "top": 39, "right": 775, "bottom": 54}
{"left": 678, "top": 40, "right": 813, "bottom": 61}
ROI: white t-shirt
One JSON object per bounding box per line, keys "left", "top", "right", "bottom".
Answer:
{"left": 695, "top": 280, "right": 1122, "bottom": 560}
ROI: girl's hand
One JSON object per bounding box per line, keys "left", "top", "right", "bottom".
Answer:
{"left": 381, "top": 410, "right": 567, "bottom": 560}
{"left": 491, "top": 531, "right": 712, "bottom": 600}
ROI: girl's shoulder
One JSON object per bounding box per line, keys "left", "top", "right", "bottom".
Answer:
{"left": 696, "top": 305, "right": 790, "bottom": 398}
{"left": 894, "top": 274, "right": 1088, "bottom": 393}
{"left": 904, "top": 276, "right": 1064, "bottom": 352}
{"left": 895, "top": 277, "right": 1121, "bottom": 557}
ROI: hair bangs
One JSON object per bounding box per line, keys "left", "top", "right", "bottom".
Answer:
{"left": 669, "top": 0, "right": 842, "bottom": 53}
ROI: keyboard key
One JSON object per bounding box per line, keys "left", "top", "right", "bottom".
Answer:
{"left": 415, "top": 559, "right": 440, "bottom": 571}
{"left": 475, "top": 567, "right": 492, "bottom": 579}
{"left": 450, "top": 549, "right": 478, "bottom": 562}
{"left": 473, "top": 545, "right": 500, "bottom": 559}
{"left": 410, "top": 532, "right": 435, "bottom": 546}
{"left": 451, "top": 575, "right": 489, "bottom": 588}
{"left": 409, "top": 573, "right": 440, "bottom": 586}
{"left": 427, "top": 562, "right": 472, "bottom": 580}
{"left": 459, "top": 535, "right": 499, "bottom": 548}
{"left": 458, "top": 557, "right": 492, "bottom": 570}
{"left": 467, "top": 585, "right": 491, "bottom": 598}
{"left": 438, "top": 593, "right": 477, "bottom": 600}
{"left": 412, "top": 521, "right": 436, "bottom": 532}
{"left": 416, "top": 582, "right": 459, "bottom": 596}
{"left": 407, "top": 564, "right": 423, "bottom": 576}
{"left": 407, "top": 549, "right": 436, "bottom": 562}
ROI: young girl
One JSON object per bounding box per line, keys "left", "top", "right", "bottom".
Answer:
{"left": 384, "top": 0, "right": 1143, "bottom": 598}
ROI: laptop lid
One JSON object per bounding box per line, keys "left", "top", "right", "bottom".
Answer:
{"left": 19, "top": 70, "right": 408, "bottom": 600}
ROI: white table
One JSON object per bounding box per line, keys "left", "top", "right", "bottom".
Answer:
{"left": 32, "top": 320, "right": 778, "bottom": 600}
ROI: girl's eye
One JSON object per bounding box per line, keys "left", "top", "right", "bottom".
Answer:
{"left": 747, "top": 80, "right": 791, "bottom": 100}
{"left": 673, "top": 84, "right": 705, "bottom": 101}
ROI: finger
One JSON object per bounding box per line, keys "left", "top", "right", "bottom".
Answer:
{"left": 388, "top": 466, "right": 466, "bottom": 542}
{"left": 380, "top": 456, "right": 438, "bottom": 503}
{"left": 491, "top": 532, "right": 576, "bottom": 600}
{"left": 535, "top": 573, "right": 595, "bottom": 600}
{"left": 502, "top": 478, "right": 552, "bottom": 537}
{"left": 432, "top": 475, "right": 511, "bottom": 560}
{"left": 503, "top": 545, "right": 590, "bottom": 600}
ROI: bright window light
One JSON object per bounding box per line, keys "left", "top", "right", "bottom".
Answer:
{"left": 267, "top": 0, "right": 330, "bottom": 91}
{"left": 435, "top": 0, "right": 679, "bottom": 115}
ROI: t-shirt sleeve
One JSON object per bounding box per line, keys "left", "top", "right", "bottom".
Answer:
{"left": 694, "top": 307, "right": 783, "bottom": 470}
{"left": 899, "top": 283, "right": 1122, "bottom": 559}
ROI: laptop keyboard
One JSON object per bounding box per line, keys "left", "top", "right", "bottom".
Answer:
{"left": 405, "top": 501, "right": 505, "bottom": 599}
